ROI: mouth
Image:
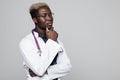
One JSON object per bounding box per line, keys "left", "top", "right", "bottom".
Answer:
{"left": 46, "top": 22, "right": 52, "bottom": 29}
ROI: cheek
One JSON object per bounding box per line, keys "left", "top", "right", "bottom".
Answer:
{"left": 37, "top": 18, "right": 45, "bottom": 24}
{"left": 41, "top": 18, "right": 45, "bottom": 22}
{"left": 37, "top": 17, "right": 45, "bottom": 22}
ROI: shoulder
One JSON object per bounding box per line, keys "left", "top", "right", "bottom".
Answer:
{"left": 19, "top": 33, "right": 33, "bottom": 47}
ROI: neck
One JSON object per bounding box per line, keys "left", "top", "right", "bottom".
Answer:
{"left": 35, "top": 26, "right": 46, "bottom": 36}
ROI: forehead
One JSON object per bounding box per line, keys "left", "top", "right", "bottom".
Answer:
{"left": 38, "top": 7, "right": 51, "bottom": 14}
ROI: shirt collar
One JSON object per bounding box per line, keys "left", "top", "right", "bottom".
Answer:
{"left": 33, "top": 28, "right": 48, "bottom": 42}
{"left": 33, "top": 28, "right": 46, "bottom": 38}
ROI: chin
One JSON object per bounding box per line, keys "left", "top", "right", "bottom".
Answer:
{"left": 47, "top": 26, "right": 52, "bottom": 30}
{"left": 40, "top": 27, "right": 46, "bottom": 30}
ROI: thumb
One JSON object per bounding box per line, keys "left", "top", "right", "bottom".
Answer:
{"left": 46, "top": 27, "right": 50, "bottom": 33}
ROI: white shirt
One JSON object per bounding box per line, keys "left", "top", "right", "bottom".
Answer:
{"left": 19, "top": 31, "right": 72, "bottom": 80}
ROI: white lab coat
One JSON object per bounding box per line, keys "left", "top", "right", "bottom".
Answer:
{"left": 19, "top": 31, "right": 72, "bottom": 80}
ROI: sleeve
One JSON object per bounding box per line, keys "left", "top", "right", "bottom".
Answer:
{"left": 19, "top": 38, "right": 61, "bottom": 77}
{"left": 47, "top": 41, "right": 72, "bottom": 79}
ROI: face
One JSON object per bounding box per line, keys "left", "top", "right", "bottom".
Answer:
{"left": 34, "top": 7, "right": 53, "bottom": 30}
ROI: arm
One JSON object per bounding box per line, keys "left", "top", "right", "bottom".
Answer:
{"left": 19, "top": 38, "right": 61, "bottom": 77}
{"left": 47, "top": 41, "right": 72, "bottom": 79}
{"left": 45, "top": 27, "right": 72, "bottom": 79}
{"left": 27, "top": 41, "right": 72, "bottom": 79}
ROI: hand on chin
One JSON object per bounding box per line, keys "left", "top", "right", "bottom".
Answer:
{"left": 46, "top": 26, "right": 52, "bottom": 30}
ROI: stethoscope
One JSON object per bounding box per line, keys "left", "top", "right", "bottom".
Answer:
{"left": 32, "top": 29, "right": 64, "bottom": 56}
{"left": 32, "top": 29, "right": 42, "bottom": 56}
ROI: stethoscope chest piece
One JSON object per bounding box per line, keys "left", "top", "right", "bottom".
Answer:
{"left": 37, "top": 50, "right": 42, "bottom": 56}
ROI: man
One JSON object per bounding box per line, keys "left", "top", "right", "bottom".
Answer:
{"left": 19, "top": 2, "right": 72, "bottom": 80}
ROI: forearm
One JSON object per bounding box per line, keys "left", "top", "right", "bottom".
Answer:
{"left": 19, "top": 39, "right": 61, "bottom": 76}
{"left": 29, "top": 69, "right": 48, "bottom": 77}
{"left": 48, "top": 52, "right": 72, "bottom": 79}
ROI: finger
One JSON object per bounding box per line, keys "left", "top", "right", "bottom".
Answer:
{"left": 46, "top": 27, "right": 50, "bottom": 32}
{"left": 49, "top": 27, "right": 54, "bottom": 31}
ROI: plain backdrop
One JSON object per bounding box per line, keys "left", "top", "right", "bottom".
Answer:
{"left": 0, "top": 0, "right": 120, "bottom": 80}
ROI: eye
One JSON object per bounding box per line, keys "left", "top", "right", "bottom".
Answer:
{"left": 48, "top": 13, "right": 54, "bottom": 17}
{"left": 40, "top": 14, "right": 47, "bottom": 18}
{"left": 38, "top": 13, "right": 54, "bottom": 18}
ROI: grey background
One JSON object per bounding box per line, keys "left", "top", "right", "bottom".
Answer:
{"left": 0, "top": 0, "right": 120, "bottom": 80}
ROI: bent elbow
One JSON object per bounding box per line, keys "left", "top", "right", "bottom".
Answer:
{"left": 61, "top": 63, "right": 72, "bottom": 74}
{"left": 66, "top": 63, "right": 72, "bottom": 73}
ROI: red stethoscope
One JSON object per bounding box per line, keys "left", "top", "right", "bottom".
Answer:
{"left": 32, "top": 29, "right": 42, "bottom": 56}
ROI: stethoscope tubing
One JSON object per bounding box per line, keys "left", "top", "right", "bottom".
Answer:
{"left": 32, "top": 29, "right": 42, "bottom": 56}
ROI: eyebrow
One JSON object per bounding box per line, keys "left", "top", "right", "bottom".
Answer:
{"left": 40, "top": 12, "right": 52, "bottom": 14}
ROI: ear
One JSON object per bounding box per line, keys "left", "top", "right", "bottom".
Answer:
{"left": 32, "top": 18, "right": 38, "bottom": 24}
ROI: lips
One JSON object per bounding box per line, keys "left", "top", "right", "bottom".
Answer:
{"left": 48, "top": 23, "right": 52, "bottom": 26}
{"left": 46, "top": 21, "right": 53, "bottom": 28}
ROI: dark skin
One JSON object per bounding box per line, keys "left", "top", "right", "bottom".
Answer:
{"left": 33, "top": 7, "right": 58, "bottom": 41}
{"left": 29, "top": 6, "right": 58, "bottom": 77}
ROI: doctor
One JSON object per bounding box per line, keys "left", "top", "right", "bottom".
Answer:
{"left": 19, "top": 2, "right": 72, "bottom": 80}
